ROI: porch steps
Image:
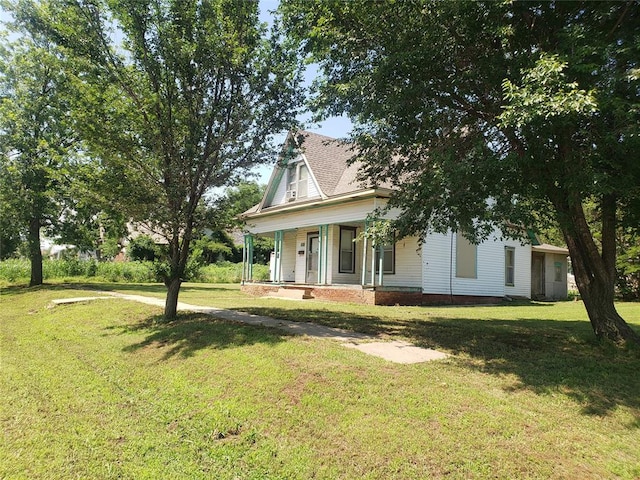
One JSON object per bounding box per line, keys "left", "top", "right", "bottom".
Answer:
{"left": 268, "top": 287, "right": 314, "bottom": 300}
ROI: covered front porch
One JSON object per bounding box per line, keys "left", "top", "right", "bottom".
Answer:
{"left": 241, "top": 221, "right": 392, "bottom": 287}
{"left": 240, "top": 222, "right": 423, "bottom": 305}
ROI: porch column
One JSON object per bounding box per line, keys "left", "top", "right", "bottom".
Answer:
{"left": 318, "top": 224, "right": 329, "bottom": 284}
{"left": 242, "top": 234, "right": 254, "bottom": 284}
{"left": 361, "top": 220, "right": 368, "bottom": 286}
{"left": 273, "top": 230, "right": 283, "bottom": 283}
{"left": 377, "top": 243, "right": 385, "bottom": 286}
{"left": 370, "top": 241, "right": 376, "bottom": 286}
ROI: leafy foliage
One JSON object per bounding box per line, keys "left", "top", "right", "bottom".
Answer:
{"left": 127, "top": 235, "right": 161, "bottom": 262}
{"left": 9, "top": 0, "right": 302, "bottom": 317}
{"left": 279, "top": 0, "right": 640, "bottom": 343}
{"left": 0, "top": 27, "right": 78, "bottom": 285}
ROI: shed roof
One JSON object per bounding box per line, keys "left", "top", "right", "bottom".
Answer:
{"left": 532, "top": 244, "right": 570, "bottom": 255}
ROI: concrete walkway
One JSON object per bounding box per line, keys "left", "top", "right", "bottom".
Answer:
{"left": 51, "top": 292, "right": 448, "bottom": 364}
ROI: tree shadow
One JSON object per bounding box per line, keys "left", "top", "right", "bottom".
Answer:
{"left": 109, "top": 312, "right": 289, "bottom": 360}
{"left": 233, "top": 304, "right": 640, "bottom": 419}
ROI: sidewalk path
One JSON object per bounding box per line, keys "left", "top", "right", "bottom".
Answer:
{"left": 51, "top": 292, "right": 448, "bottom": 364}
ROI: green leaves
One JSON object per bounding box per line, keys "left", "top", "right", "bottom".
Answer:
{"left": 500, "top": 54, "right": 598, "bottom": 129}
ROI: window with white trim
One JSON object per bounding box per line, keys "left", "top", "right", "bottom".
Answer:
{"left": 339, "top": 226, "right": 356, "bottom": 273}
{"left": 287, "top": 162, "right": 308, "bottom": 199}
{"left": 375, "top": 237, "right": 395, "bottom": 275}
{"left": 505, "top": 246, "right": 515, "bottom": 286}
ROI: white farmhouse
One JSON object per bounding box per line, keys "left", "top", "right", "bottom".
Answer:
{"left": 240, "top": 131, "right": 568, "bottom": 305}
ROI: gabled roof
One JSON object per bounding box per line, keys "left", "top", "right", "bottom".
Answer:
{"left": 247, "top": 130, "right": 391, "bottom": 217}
{"left": 293, "top": 130, "right": 358, "bottom": 197}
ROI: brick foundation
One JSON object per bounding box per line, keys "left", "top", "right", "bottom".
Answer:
{"left": 242, "top": 283, "right": 425, "bottom": 306}
{"left": 421, "top": 294, "right": 503, "bottom": 305}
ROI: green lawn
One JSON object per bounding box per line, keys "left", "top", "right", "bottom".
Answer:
{"left": 1, "top": 283, "right": 639, "bottom": 479}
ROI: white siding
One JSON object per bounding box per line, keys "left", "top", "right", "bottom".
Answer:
{"left": 423, "top": 230, "right": 529, "bottom": 298}
{"left": 264, "top": 156, "right": 321, "bottom": 207}
{"left": 247, "top": 198, "right": 381, "bottom": 234}
{"left": 280, "top": 231, "right": 297, "bottom": 282}
{"left": 268, "top": 169, "right": 288, "bottom": 207}
{"left": 422, "top": 232, "right": 454, "bottom": 294}
{"left": 362, "top": 236, "right": 422, "bottom": 288}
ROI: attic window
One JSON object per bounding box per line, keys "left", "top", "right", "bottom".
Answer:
{"left": 287, "top": 162, "right": 308, "bottom": 199}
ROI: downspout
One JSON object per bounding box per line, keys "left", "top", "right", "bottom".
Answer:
{"left": 449, "top": 231, "right": 454, "bottom": 304}
{"left": 361, "top": 220, "right": 368, "bottom": 286}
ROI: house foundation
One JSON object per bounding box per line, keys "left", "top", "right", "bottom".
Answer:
{"left": 242, "top": 283, "right": 503, "bottom": 306}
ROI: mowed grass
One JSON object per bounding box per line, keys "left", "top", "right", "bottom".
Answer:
{"left": 1, "top": 283, "right": 639, "bottom": 479}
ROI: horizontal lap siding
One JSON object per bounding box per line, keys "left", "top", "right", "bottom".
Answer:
{"left": 423, "top": 231, "right": 522, "bottom": 297}
{"left": 382, "top": 236, "right": 422, "bottom": 288}
{"left": 281, "top": 231, "right": 297, "bottom": 282}
{"left": 247, "top": 199, "right": 378, "bottom": 234}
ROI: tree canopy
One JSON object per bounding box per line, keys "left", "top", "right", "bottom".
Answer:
{"left": 8, "top": 0, "right": 302, "bottom": 318}
{"left": 280, "top": 0, "right": 640, "bottom": 344}
{"left": 0, "top": 29, "right": 77, "bottom": 285}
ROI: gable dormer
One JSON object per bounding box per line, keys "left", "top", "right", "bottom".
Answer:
{"left": 260, "top": 133, "right": 323, "bottom": 208}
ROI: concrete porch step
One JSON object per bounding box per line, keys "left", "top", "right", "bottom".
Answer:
{"left": 267, "top": 287, "right": 314, "bottom": 300}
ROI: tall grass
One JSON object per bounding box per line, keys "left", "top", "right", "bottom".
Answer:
{"left": 199, "top": 262, "right": 269, "bottom": 283}
{"left": 0, "top": 259, "right": 269, "bottom": 284}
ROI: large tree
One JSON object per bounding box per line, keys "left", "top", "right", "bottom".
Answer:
{"left": 11, "top": 0, "right": 301, "bottom": 318}
{"left": 280, "top": 0, "right": 640, "bottom": 344}
{"left": 0, "top": 30, "right": 76, "bottom": 285}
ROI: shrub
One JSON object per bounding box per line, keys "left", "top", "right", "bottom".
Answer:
{"left": 127, "top": 235, "right": 161, "bottom": 262}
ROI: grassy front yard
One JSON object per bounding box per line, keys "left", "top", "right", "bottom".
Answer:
{"left": 1, "top": 283, "right": 639, "bottom": 479}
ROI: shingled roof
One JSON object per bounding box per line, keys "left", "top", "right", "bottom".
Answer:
{"left": 291, "top": 130, "right": 362, "bottom": 197}
{"left": 243, "top": 130, "right": 393, "bottom": 217}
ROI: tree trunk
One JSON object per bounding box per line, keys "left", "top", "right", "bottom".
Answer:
{"left": 163, "top": 226, "right": 192, "bottom": 321}
{"left": 559, "top": 196, "right": 640, "bottom": 345}
{"left": 164, "top": 276, "right": 182, "bottom": 320}
{"left": 578, "top": 272, "right": 639, "bottom": 344}
{"left": 28, "top": 216, "right": 43, "bottom": 287}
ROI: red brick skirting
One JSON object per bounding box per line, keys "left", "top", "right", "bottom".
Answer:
{"left": 242, "top": 284, "right": 499, "bottom": 306}
{"left": 422, "top": 294, "right": 503, "bottom": 305}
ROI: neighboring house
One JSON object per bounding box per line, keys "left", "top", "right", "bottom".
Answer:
{"left": 240, "top": 131, "right": 568, "bottom": 305}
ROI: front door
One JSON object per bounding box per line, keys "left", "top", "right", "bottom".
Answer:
{"left": 531, "top": 253, "right": 545, "bottom": 299}
{"left": 306, "top": 233, "right": 319, "bottom": 284}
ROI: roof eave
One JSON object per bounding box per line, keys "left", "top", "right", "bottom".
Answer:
{"left": 243, "top": 187, "right": 392, "bottom": 219}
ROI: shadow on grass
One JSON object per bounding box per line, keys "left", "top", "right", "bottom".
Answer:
{"left": 233, "top": 304, "right": 640, "bottom": 419}
{"left": 111, "top": 312, "right": 289, "bottom": 361}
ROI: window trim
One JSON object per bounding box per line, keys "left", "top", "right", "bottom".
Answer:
{"left": 287, "top": 161, "right": 308, "bottom": 199}
{"left": 338, "top": 226, "right": 357, "bottom": 274}
{"left": 375, "top": 235, "right": 396, "bottom": 275}
{"left": 505, "top": 246, "right": 515, "bottom": 286}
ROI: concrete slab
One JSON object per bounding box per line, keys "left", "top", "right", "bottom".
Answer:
{"left": 342, "top": 341, "right": 448, "bottom": 364}
{"left": 50, "top": 296, "right": 112, "bottom": 305}
{"left": 51, "top": 292, "right": 449, "bottom": 364}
